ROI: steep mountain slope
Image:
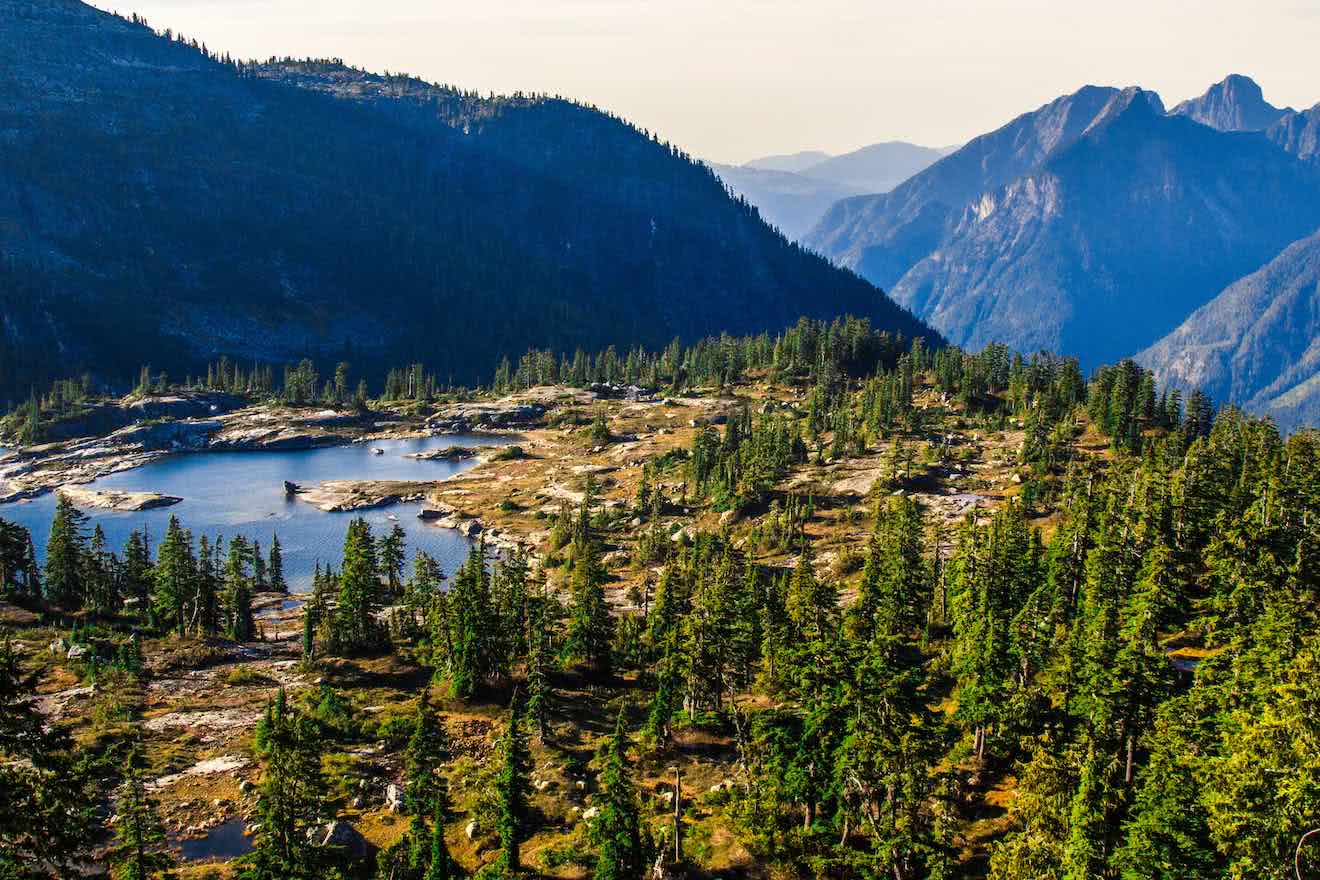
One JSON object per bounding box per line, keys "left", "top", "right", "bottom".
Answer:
{"left": 888, "top": 89, "right": 1320, "bottom": 366}
{"left": 708, "top": 163, "right": 859, "bottom": 240}
{"left": 1170, "top": 73, "right": 1291, "bottom": 131}
{"left": 714, "top": 141, "right": 951, "bottom": 241}
{"left": 1269, "top": 104, "right": 1320, "bottom": 160}
{"left": 804, "top": 85, "right": 1129, "bottom": 289}
{"left": 1137, "top": 230, "right": 1320, "bottom": 432}
{"left": 0, "top": 0, "right": 932, "bottom": 407}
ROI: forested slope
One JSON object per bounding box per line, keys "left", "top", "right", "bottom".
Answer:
{"left": 0, "top": 0, "right": 930, "bottom": 408}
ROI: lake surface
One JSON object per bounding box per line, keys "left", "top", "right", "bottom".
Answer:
{"left": 1, "top": 435, "right": 508, "bottom": 593}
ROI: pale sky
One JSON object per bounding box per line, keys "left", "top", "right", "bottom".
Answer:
{"left": 92, "top": 0, "right": 1320, "bottom": 164}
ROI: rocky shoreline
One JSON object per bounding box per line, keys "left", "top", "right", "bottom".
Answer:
{"left": 0, "top": 392, "right": 549, "bottom": 506}
{"left": 56, "top": 485, "right": 183, "bottom": 512}
{"left": 284, "top": 480, "right": 436, "bottom": 513}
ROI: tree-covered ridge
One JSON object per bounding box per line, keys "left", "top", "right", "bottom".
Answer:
{"left": 0, "top": 0, "right": 931, "bottom": 410}
{"left": 3, "top": 323, "right": 1317, "bottom": 877}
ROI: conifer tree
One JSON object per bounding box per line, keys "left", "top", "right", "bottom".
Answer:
{"left": 252, "top": 540, "right": 267, "bottom": 592}
{"left": 405, "top": 690, "right": 451, "bottom": 815}
{"left": 444, "top": 542, "right": 495, "bottom": 699}
{"left": 590, "top": 713, "right": 647, "bottom": 880}
{"left": 0, "top": 639, "right": 99, "bottom": 877}
{"left": 44, "top": 494, "right": 87, "bottom": 609}
{"left": 268, "top": 534, "right": 287, "bottom": 593}
{"left": 492, "top": 698, "right": 531, "bottom": 874}
{"left": 85, "top": 524, "right": 118, "bottom": 616}
{"left": 225, "top": 536, "right": 255, "bottom": 642}
{"left": 244, "top": 690, "right": 327, "bottom": 880}
{"left": 122, "top": 529, "right": 152, "bottom": 612}
{"left": 381, "top": 524, "right": 407, "bottom": 597}
{"left": 153, "top": 516, "right": 195, "bottom": 637}
{"left": 195, "top": 536, "right": 221, "bottom": 636}
{"left": 565, "top": 497, "right": 613, "bottom": 674}
{"left": 422, "top": 787, "right": 460, "bottom": 880}
{"left": 525, "top": 600, "right": 553, "bottom": 742}
{"left": 108, "top": 744, "right": 176, "bottom": 880}
{"left": 334, "top": 518, "right": 382, "bottom": 655}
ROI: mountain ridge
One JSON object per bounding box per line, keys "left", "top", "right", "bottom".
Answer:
{"left": 712, "top": 141, "right": 951, "bottom": 241}
{"left": 805, "top": 74, "right": 1320, "bottom": 404}
{"left": 1171, "top": 73, "right": 1292, "bottom": 132}
{"left": 887, "top": 87, "right": 1320, "bottom": 366}
{"left": 1137, "top": 228, "right": 1320, "bottom": 431}
{"left": 0, "top": 0, "right": 934, "bottom": 405}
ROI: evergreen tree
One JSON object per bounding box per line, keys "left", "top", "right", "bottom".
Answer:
{"left": 243, "top": 690, "right": 327, "bottom": 880}
{"left": 333, "top": 518, "right": 383, "bottom": 655}
{"left": 492, "top": 698, "right": 531, "bottom": 874}
{"left": 108, "top": 744, "right": 176, "bottom": 880}
{"left": 442, "top": 542, "right": 495, "bottom": 699}
{"left": 225, "top": 536, "right": 255, "bottom": 642}
{"left": 0, "top": 639, "right": 99, "bottom": 878}
{"left": 590, "top": 713, "right": 647, "bottom": 880}
{"left": 405, "top": 690, "right": 451, "bottom": 815}
{"left": 195, "top": 535, "right": 222, "bottom": 636}
{"left": 565, "top": 497, "right": 613, "bottom": 674}
{"left": 381, "top": 524, "right": 407, "bottom": 597}
{"left": 152, "top": 517, "right": 195, "bottom": 637}
{"left": 422, "top": 787, "right": 461, "bottom": 880}
{"left": 525, "top": 599, "right": 553, "bottom": 742}
{"left": 268, "top": 534, "right": 288, "bottom": 593}
{"left": 44, "top": 494, "right": 88, "bottom": 609}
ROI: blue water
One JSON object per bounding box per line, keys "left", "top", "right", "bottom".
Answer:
{"left": 176, "top": 818, "right": 253, "bottom": 861}
{"left": 1, "top": 435, "right": 508, "bottom": 593}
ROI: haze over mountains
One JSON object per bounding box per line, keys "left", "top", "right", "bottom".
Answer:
{"left": 0, "top": 0, "right": 933, "bottom": 406}
{"left": 710, "top": 142, "right": 954, "bottom": 240}
{"left": 806, "top": 74, "right": 1320, "bottom": 430}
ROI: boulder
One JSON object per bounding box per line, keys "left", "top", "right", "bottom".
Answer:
{"left": 320, "top": 820, "right": 371, "bottom": 857}
{"left": 465, "top": 821, "right": 479, "bottom": 841}
{"left": 385, "top": 783, "right": 402, "bottom": 813}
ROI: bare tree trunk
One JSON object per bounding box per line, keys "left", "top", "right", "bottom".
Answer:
{"left": 673, "top": 766, "right": 682, "bottom": 864}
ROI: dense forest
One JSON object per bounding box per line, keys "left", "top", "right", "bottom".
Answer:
{"left": 0, "top": 0, "right": 931, "bottom": 410}
{"left": 3, "top": 315, "right": 1316, "bottom": 879}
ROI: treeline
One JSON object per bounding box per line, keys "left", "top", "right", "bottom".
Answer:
{"left": 4, "top": 497, "right": 288, "bottom": 640}
{"left": 491, "top": 316, "right": 920, "bottom": 393}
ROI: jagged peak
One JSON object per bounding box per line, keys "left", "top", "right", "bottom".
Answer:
{"left": 1082, "top": 86, "right": 1165, "bottom": 135}
{"left": 1171, "top": 74, "right": 1292, "bottom": 131}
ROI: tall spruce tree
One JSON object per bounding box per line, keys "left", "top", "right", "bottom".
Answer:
{"left": 243, "top": 690, "right": 328, "bottom": 880}
{"left": 44, "top": 494, "right": 88, "bottom": 609}
{"left": 590, "top": 713, "right": 647, "bottom": 880}
{"left": 268, "top": 534, "right": 288, "bottom": 593}
{"left": 108, "top": 744, "right": 176, "bottom": 880}
{"left": 152, "top": 517, "right": 195, "bottom": 637}
{"left": 565, "top": 497, "right": 613, "bottom": 674}
{"left": 334, "top": 518, "right": 383, "bottom": 655}
{"left": 492, "top": 698, "right": 531, "bottom": 874}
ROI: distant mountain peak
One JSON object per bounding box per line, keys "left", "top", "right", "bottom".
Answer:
{"left": 1171, "top": 74, "right": 1291, "bottom": 131}
{"left": 1084, "top": 86, "right": 1166, "bottom": 134}
{"left": 743, "top": 151, "right": 832, "bottom": 174}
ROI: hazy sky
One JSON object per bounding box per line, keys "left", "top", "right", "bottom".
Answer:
{"left": 91, "top": 0, "right": 1320, "bottom": 164}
